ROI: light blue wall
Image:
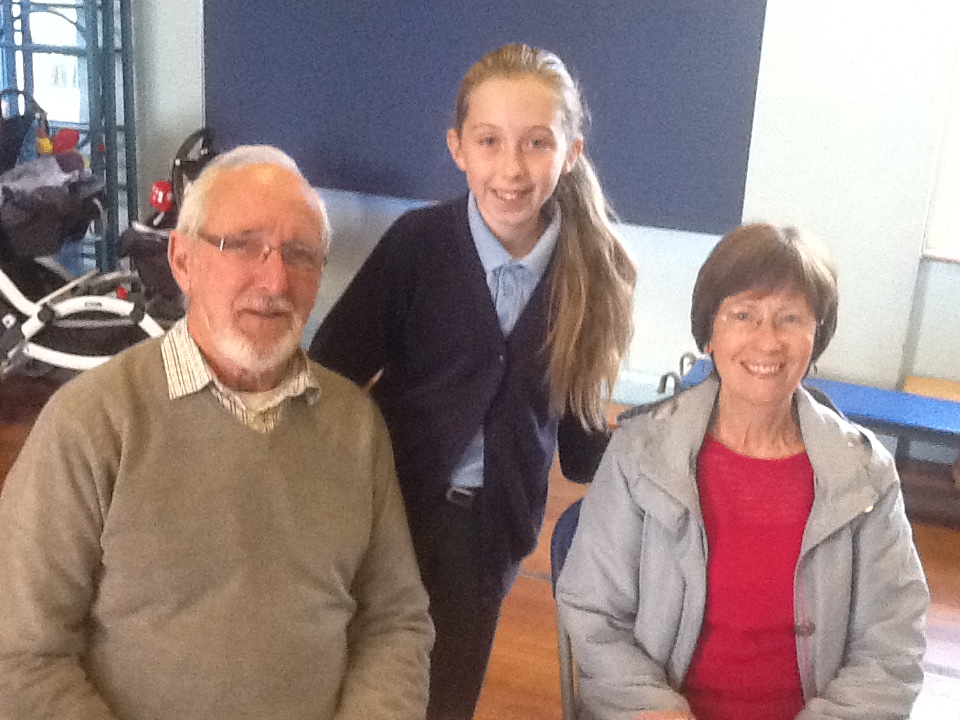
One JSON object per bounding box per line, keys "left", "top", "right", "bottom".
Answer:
{"left": 306, "top": 190, "right": 719, "bottom": 402}
{"left": 908, "top": 261, "right": 960, "bottom": 383}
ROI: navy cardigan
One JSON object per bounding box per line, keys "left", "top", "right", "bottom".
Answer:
{"left": 310, "top": 196, "right": 596, "bottom": 597}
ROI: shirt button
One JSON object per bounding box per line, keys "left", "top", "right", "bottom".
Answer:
{"left": 794, "top": 622, "right": 816, "bottom": 637}
{"left": 497, "top": 354, "right": 505, "bottom": 363}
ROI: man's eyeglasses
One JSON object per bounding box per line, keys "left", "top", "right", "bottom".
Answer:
{"left": 195, "top": 230, "right": 324, "bottom": 272}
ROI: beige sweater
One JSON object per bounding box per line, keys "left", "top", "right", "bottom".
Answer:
{"left": 0, "top": 338, "right": 433, "bottom": 720}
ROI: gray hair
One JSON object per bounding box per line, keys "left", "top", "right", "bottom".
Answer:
{"left": 175, "top": 144, "right": 331, "bottom": 252}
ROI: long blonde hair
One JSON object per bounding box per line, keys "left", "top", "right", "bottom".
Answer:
{"left": 453, "top": 44, "right": 636, "bottom": 429}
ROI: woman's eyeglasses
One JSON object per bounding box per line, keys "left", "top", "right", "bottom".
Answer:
{"left": 717, "top": 307, "right": 818, "bottom": 337}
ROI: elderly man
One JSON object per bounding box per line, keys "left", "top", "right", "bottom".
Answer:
{"left": 0, "top": 146, "right": 433, "bottom": 720}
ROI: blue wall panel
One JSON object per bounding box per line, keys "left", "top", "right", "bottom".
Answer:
{"left": 203, "top": 1, "right": 766, "bottom": 235}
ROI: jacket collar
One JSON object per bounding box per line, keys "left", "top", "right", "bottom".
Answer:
{"left": 621, "top": 375, "right": 886, "bottom": 547}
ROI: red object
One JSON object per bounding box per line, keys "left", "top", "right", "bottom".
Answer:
{"left": 149, "top": 180, "right": 175, "bottom": 213}
{"left": 52, "top": 128, "right": 81, "bottom": 154}
{"left": 116, "top": 286, "right": 129, "bottom": 300}
{"left": 683, "top": 437, "right": 813, "bottom": 720}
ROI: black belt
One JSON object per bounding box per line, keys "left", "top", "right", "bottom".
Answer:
{"left": 445, "top": 486, "right": 477, "bottom": 509}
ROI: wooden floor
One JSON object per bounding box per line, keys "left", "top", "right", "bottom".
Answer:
{"left": 2, "top": 375, "right": 960, "bottom": 718}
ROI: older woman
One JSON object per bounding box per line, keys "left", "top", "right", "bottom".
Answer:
{"left": 556, "top": 224, "right": 929, "bottom": 720}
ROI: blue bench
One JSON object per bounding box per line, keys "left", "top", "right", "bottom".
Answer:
{"left": 680, "top": 358, "right": 960, "bottom": 450}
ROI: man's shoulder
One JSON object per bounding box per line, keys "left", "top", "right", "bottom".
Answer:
{"left": 306, "top": 359, "right": 383, "bottom": 418}
{"left": 23, "top": 337, "right": 166, "bottom": 452}
{"left": 51, "top": 337, "right": 165, "bottom": 410}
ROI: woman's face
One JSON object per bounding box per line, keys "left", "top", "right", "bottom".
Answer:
{"left": 707, "top": 286, "right": 817, "bottom": 412}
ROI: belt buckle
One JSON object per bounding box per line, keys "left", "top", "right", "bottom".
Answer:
{"left": 445, "top": 486, "right": 476, "bottom": 509}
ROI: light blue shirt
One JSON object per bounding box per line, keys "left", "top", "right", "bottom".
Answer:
{"left": 449, "top": 193, "right": 561, "bottom": 491}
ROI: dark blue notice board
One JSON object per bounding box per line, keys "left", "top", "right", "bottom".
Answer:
{"left": 203, "top": 1, "right": 766, "bottom": 235}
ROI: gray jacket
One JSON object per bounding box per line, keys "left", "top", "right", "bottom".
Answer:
{"left": 556, "top": 377, "right": 929, "bottom": 720}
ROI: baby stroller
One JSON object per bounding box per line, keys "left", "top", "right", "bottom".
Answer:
{"left": 119, "top": 128, "right": 217, "bottom": 324}
{"left": 0, "top": 90, "right": 165, "bottom": 379}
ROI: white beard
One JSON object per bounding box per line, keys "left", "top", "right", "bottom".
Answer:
{"left": 213, "top": 320, "right": 303, "bottom": 376}
{"left": 210, "top": 296, "right": 305, "bottom": 376}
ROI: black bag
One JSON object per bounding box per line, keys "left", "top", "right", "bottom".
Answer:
{"left": 0, "top": 89, "right": 48, "bottom": 175}
{"left": 0, "top": 150, "right": 104, "bottom": 259}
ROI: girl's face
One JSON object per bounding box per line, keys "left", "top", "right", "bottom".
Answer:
{"left": 447, "top": 75, "right": 583, "bottom": 257}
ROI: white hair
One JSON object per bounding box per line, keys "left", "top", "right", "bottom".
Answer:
{"left": 175, "top": 144, "right": 331, "bottom": 252}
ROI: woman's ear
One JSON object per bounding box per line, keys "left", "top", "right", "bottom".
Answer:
{"left": 563, "top": 137, "right": 584, "bottom": 174}
{"left": 446, "top": 128, "right": 466, "bottom": 172}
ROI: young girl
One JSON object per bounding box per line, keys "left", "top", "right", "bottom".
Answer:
{"left": 309, "top": 43, "right": 636, "bottom": 719}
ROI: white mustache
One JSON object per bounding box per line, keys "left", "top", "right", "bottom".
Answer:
{"left": 238, "top": 296, "right": 295, "bottom": 315}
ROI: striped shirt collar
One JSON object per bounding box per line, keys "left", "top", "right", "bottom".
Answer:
{"left": 160, "top": 319, "right": 321, "bottom": 432}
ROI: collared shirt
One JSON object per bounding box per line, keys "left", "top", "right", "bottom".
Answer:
{"left": 449, "top": 194, "right": 561, "bottom": 490}
{"left": 467, "top": 192, "right": 560, "bottom": 335}
{"left": 160, "top": 319, "right": 321, "bottom": 434}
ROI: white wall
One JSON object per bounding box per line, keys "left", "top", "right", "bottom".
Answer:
{"left": 742, "top": 0, "right": 959, "bottom": 388}
{"left": 136, "top": 0, "right": 960, "bottom": 400}
{"left": 131, "top": 0, "right": 205, "bottom": 215}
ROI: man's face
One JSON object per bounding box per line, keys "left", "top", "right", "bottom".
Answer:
{"left": 168, "top": 163, "right": 325, "bottom": 390}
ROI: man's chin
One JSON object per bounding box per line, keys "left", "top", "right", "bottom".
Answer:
{"left": 213, "top": 327, "right": 302, "bottom": 378}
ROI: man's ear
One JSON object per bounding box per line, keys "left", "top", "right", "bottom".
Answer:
{"left": 562, "top": 137, "right": 584, "bottom": 174}
{"left": 167, "top": 230, "right": 193, "bottom": 297}
{"left": 446, "top": 128, "right": 467, "bottom": 172}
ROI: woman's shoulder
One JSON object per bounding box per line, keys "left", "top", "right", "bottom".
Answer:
{"left": 797, "top": 388, "right": 899, "bottom": 491}
{"left": 615, "top": 380, "right": 717, "bottom": 443}
{"left": 604, "top": 382, "right": 717, "bottom": 488}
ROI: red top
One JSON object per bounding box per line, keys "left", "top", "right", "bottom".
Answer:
{"left": 683, "top": 436, "right": 814, "bottom": 720}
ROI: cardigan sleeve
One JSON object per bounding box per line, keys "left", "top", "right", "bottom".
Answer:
{"left": 556, "top": 412, "right": 612, "bottom": 484}
{"left": 0, "top": 389, "right": 120, "bottom": 720}
{"left": 309, "top": 216, "right": 413, "bottom": 386}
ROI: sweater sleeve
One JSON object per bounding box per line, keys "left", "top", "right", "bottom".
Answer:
{"left": 556, "top": 432, "right": 692, "bottom": 720}
{"left": 309, "top": 217, "right": 412, "bottom": 386}
{"left": 0, "top": 389, "right": 120, "bottom": 720}
{"left": 797, "top": 469, "right": 929, "bottom": 720}
{"left": 334, "top": 413, "right": 434, "bottom": 720}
